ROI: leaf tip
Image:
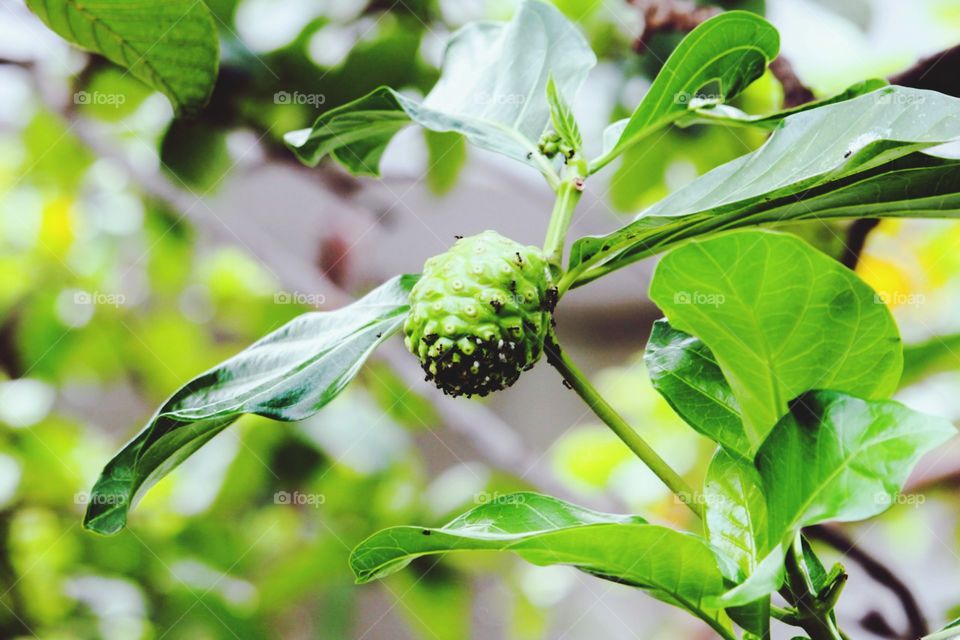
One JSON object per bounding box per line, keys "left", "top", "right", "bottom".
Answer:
{"left": 82, "top": 508, "right": 128, "bottom": 536}
{"left": 283, "top": 128, "right": 311, "bottom": 150}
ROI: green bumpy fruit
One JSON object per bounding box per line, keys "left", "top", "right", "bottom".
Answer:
{"left": 404, "top": 231, "right": 557, "bottom": 397}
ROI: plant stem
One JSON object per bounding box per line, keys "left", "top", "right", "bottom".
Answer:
{"left": 542, "top": 158, "right": 586, "bottom": 271}
{"left": 530, "top": 145, "right": 563, "bottom": 191}
{"left": 770, "top": 605, "right": 802, "bottom": 625}
{"left": 544, "top": 333, "right": 703, "bottom": 519}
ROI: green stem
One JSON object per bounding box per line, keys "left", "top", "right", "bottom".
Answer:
{"left": 544, "top": 332, "right": 703, "bottom": 519}
{"left": 556, "top": 266, "right": 586, "bottom": 297}
{"left": 586, "top": 119, "right": 667, "bottom": 176}
{"left": 543, "top": 180, "right": 581, "bottom": 268}
{"left": 587, "top": 150, "right": 616, "bottom": 176}
{"left": 780, "top": 538, "right": 845, "bottom": 640}
{"left": 770, "top": 605, "right": 802, "bottom": 625}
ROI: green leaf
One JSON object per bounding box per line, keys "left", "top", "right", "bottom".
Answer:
{"left": 546, "top": 75, "right": 582, "bottom": 150}
{"left": 762, "top": 390, "right": 954, "bottom": 547}
{"left": 25, "top": 0, "right": 219, "bottom": 114}
{"left": 648, "top": 230, "right": 902, "bottom": 447}
{"left": 718, "top": 390, "right": 956, "bottom": 606}
{"left": 644, "top": 319, "right": 747, "bottom": 457}
{"left": 590, "top": 11, "right": 778, "bottom": 173}
{"left": 723, "top": 154, "right": 960, "bottom": 228}
{"left": 679, "top": 78, "right": 888, "bottom": 130}
{"left": 703, "top": 450, "right": 770, "bottom": 637}
{"left": 351, "top": 492, "right": 735, "bottom": 637}
{"left": 797, "top": 537, "right": 835, "bottom": 595}
{"left": 424, "top": 130, "right": 467, "bottom": 196}
{"left": 569, "top": 86, "right": 960, "bottom": 286}
{"left": 285, "top": 1, "right": 595, "bottom": 178}
{"left": 283, "top": 88, "right": 410, "bottom": 177}
{"left": 714, "top": 545, "right": 789, "bottom": 608}
{"left": 83, "top": 275, "right": 418, "bottom": 535}
{"left": 704, "top": 451, "right": 766, "bottom": 579}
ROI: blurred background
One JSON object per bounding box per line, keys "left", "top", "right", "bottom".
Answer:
{"left": 1, "top": 0, "right": 960, "bottom": 638}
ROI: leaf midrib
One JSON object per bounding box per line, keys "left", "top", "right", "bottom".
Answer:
{"left": 164, "top": 311, "right": 406, "bottom": 420}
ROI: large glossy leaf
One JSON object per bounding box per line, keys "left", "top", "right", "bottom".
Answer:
{"left": 590, "top": 11, "right": 778, "bottom": 173}
{"left": 285, "top": 0, "right": 595, "bottom": 178}
{"left": 761, "top": 391, "right": 954, "bottom": 546}
{"left": 569, "top": 86, "right": 960, "bottom": 287}
{"left": 644, "top": 319, "right": 747, "bottom": 457}
{"left": 351, "top": 492, "right": 735, "bottom": 637}
{"left": 718, "top": 390, "right": 956, "bottom": 606}
{"left": 84, "top": 275, "right": 417, "bottom": 535}
{"left": 649, "top": 230, "right": 902, "bottom": 447}
{"left": 26, "top": 0, "right": 219, "bottom": 113}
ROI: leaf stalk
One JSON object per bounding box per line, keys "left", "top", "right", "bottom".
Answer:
{"left": 544, "top": 332, "right": 703, "bottom": 519}
{"left": 780, "top": 537, "right": 846, "bottom": 640}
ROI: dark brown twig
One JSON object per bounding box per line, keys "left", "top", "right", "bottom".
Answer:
{"left": 839, "top": 219, "right": 880, "bottom": 270}
{"left": 0, "top": 309, "right": 22, "bottom": 379}
{"left": 631, "top": 0, "right": 720, "bottom": 53}
{"left": 861, "top": 611, "right": 902, "bottom": 639}
{"left": 890, "top": 43, "right": 960, "bottom": 97}
{"left": 0, "top": 57, "right": 33, "bottom": 68}
{"left": 769, "top": 56, "right": 816, "bottom": 108}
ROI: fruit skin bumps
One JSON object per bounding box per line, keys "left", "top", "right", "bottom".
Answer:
{"left": 404, "top": 231, "right": 557, "bottom": 397}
